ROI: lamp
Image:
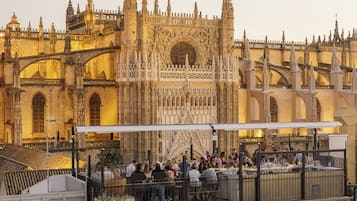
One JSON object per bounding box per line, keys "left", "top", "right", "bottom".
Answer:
{"left": 210, "top": 124, "right": 217, "bottom": 154}
{"left": 46, "top": 119, "right": 56, "bottom": 192}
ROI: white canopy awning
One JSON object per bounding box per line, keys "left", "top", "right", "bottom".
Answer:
{"left": 75, "top": 121, "right": 342, "bottom": 133}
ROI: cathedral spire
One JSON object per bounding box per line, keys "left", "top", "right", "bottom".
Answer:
{"left": 243, "top": 38, "right": 250, "bottom": 60}
{"left": 167, "top": 0, "right": 171, "bottom": 16}
{"left": 333, "top": 17, "right": 340, "bottom": 42}
{"left": 66, "top": 0, "right": 74, "bottom": 17}
{"left": 39, "top": 16, "right": 44, "bottom": 38}
{"left": 263, "top": 35, "right": 269, "bottom": 61}
{"left": 27, "top": 21, "right": 32, "bottom": 32}
{"left": 39, "top": 16, "right": 43, "bottom": 28}
{"left": 282, "top": 31, "right": 286, "bottom": 48}
{"left": 77, "top": 3, "right": 81, "bottom": 14}
{"left": 142, "top": 0, "right": 148, "bottom": 14}
{"left": 330, "top": 42, "right": 343, "bottom": 91}
{"left": 331, "top": 43, "right": 341, "bottom": 72}
{"left": 282, "top": 31, "right": 285, "bottom": 42}
{"left": 86, "top": 0, "right": 94, "bottom": 12}
{"left": 221, "top": 0, "right": 234, "bottom": 56}
{"left": 50, "top": 23, "right": 56, "bottom": 53}
{"left": 290, "top": 43, "right": 299, "bottom": 72}
{"left": 304, "top": 37, "right": 310, "bottom": 68}
{"left": 263, "top": 58, "right": 269, "bottom": 92}
{"left": 317, "top": 35, "right": 321, "bottom": 49}
{"left": 194, "top": 2, "right": 198, "bottom": 18}
{"left": 154, "top": 0, "right": 159, "bottom": 15}
{"left": 290, "top": 42, "right": 301, "bottom": 90}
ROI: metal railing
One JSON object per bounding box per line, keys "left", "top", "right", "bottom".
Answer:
{"left": 83, "top": 149, "right": 348, "bottom": 201}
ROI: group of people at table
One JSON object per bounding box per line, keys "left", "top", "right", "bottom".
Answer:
{"left": 121, "top": 148, "right": 310, "bottom": 201}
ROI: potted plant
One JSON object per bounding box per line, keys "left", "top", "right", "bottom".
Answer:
{"left": 96, "top": 148, "right": 126, "bottom": 196}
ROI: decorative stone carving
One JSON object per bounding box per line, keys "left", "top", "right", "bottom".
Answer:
{"left": 147, "top": 25, "right": 218, "bottom": 65}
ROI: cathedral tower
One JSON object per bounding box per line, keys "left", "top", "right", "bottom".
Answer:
{"left": 122, "top": 0, "right": 138, "bottom": 63}
{"left": 220, "top": 0, "right": 234, "bottom": 55}
{"left": 66, "top": 0, "right": 74, "bottom": 30}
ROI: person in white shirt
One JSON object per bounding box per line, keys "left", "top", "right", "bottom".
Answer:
{"left": 189, "top": 163, "right": 201, "bottom": 187}
{"left": 126, "top": 160, "right": 137, "bottom": 177}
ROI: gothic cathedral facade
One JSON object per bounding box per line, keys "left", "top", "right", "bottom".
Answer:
{"left": 0, "top": 0, "right": 355, "bottom": 162}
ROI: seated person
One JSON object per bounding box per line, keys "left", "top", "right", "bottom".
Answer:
{"left": 201, "top": 165, "right": 217, "bottom": 191}
{"left": 189, "top": 163, "right": 201, "bottom": 187}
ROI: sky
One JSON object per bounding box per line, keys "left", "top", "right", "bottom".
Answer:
{"left": 0, "top": 0, "right": 356, "bottom": 42}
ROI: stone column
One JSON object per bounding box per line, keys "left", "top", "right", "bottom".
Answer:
{"left": 74, "top": 59, "right": 85, "bottom": 149}
{"left": 334, "top": 107, "right": 357, "bottom": 184}
{"left": 232, "top": 83, "right": 240, "bottom": 152}
{"left": 263, "top": 92, "right": 272, "bottom": 151}
{"left": 13, "top": 90, "right": 22, "bottom": 145}
{"left": 136, "top": 81, "right": 143, "bottom": 160}
{"left": 150, "top": 81, "right": 158, "bottom": 162}
{"left": 217, "top": 82, "right": 226, "bottom": 153}
{"left": 226, "top": 82, "right": 234, "bottom": 154}
{"left": 118, "top": 82, "right": 135, "bottom": 163}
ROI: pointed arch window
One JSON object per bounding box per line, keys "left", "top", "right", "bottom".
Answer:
{"left": 270, "top": 96, "right": 278, "bottom": 122}
{"left": 33, "top": 93, "right": 45, "bottom": 133}
{"left": 90, "top": 93, "right": 101, "bottom": 126}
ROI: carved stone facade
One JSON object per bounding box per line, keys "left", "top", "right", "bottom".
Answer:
{"left": 0, "top": 0, "right": 356, "bottom": 163}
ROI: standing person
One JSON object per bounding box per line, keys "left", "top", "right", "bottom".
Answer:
{"left": 198, "top": 157, "right": 207, "bottom": 173}
{"left": 165, "top": 165, "right": 175, "bottom": 201}
{"left": 151, "top": 163, "right": 167, "bottom": 201}
{"left": 144, "top": 160, "right": 152, "bottom": 178}
{"left": 171, "top": 159, "right": 179, "bottom": 176}
{"left": 178, "top": 158, "right": 191, "bottom": 176}
{"left": 294, "top": 149, "right": 303, "bottom": 165}
{"left": 131, "top": 163, "right": 147, "bottom": 201}
{"left": 126, "top": 160, "right": 137, "bottom": 178}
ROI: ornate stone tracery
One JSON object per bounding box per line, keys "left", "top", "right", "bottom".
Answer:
{"left": 147, "top": 25, "right": 218, "bottom": 65}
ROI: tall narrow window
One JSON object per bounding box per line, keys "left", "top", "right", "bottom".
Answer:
{"left": 270, "top": 96, "right": 278, "bottom": 122}
{"left": 33, "top": 93, "right": 45, "bottom": 133}
{"left": 316, "top": 99, "right": 321, "bottom": 121}
{"left": 90, "top": 93, "right": 101, "bottom": 125}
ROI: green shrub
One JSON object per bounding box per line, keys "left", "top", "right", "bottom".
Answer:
{"left": 96, "top": 148, "right": 123, "bottom": 168}
{"left": 94, "top": 195, "right": 124, "bottom": 201}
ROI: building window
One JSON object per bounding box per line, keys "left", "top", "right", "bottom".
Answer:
{"left": 33, "top": 93, "right": 45, "bottom": 133}
{"left": 90, "top": 93, "right": 101, "bottom": 125}
{"left": 270, "top": 96, "right": 278, "bottom": 122}
{"left": 317, "top": 99, "right": 321, "bottom": 121}
{"left": 170, "top": 42, "right": 196, "bottom": 65}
